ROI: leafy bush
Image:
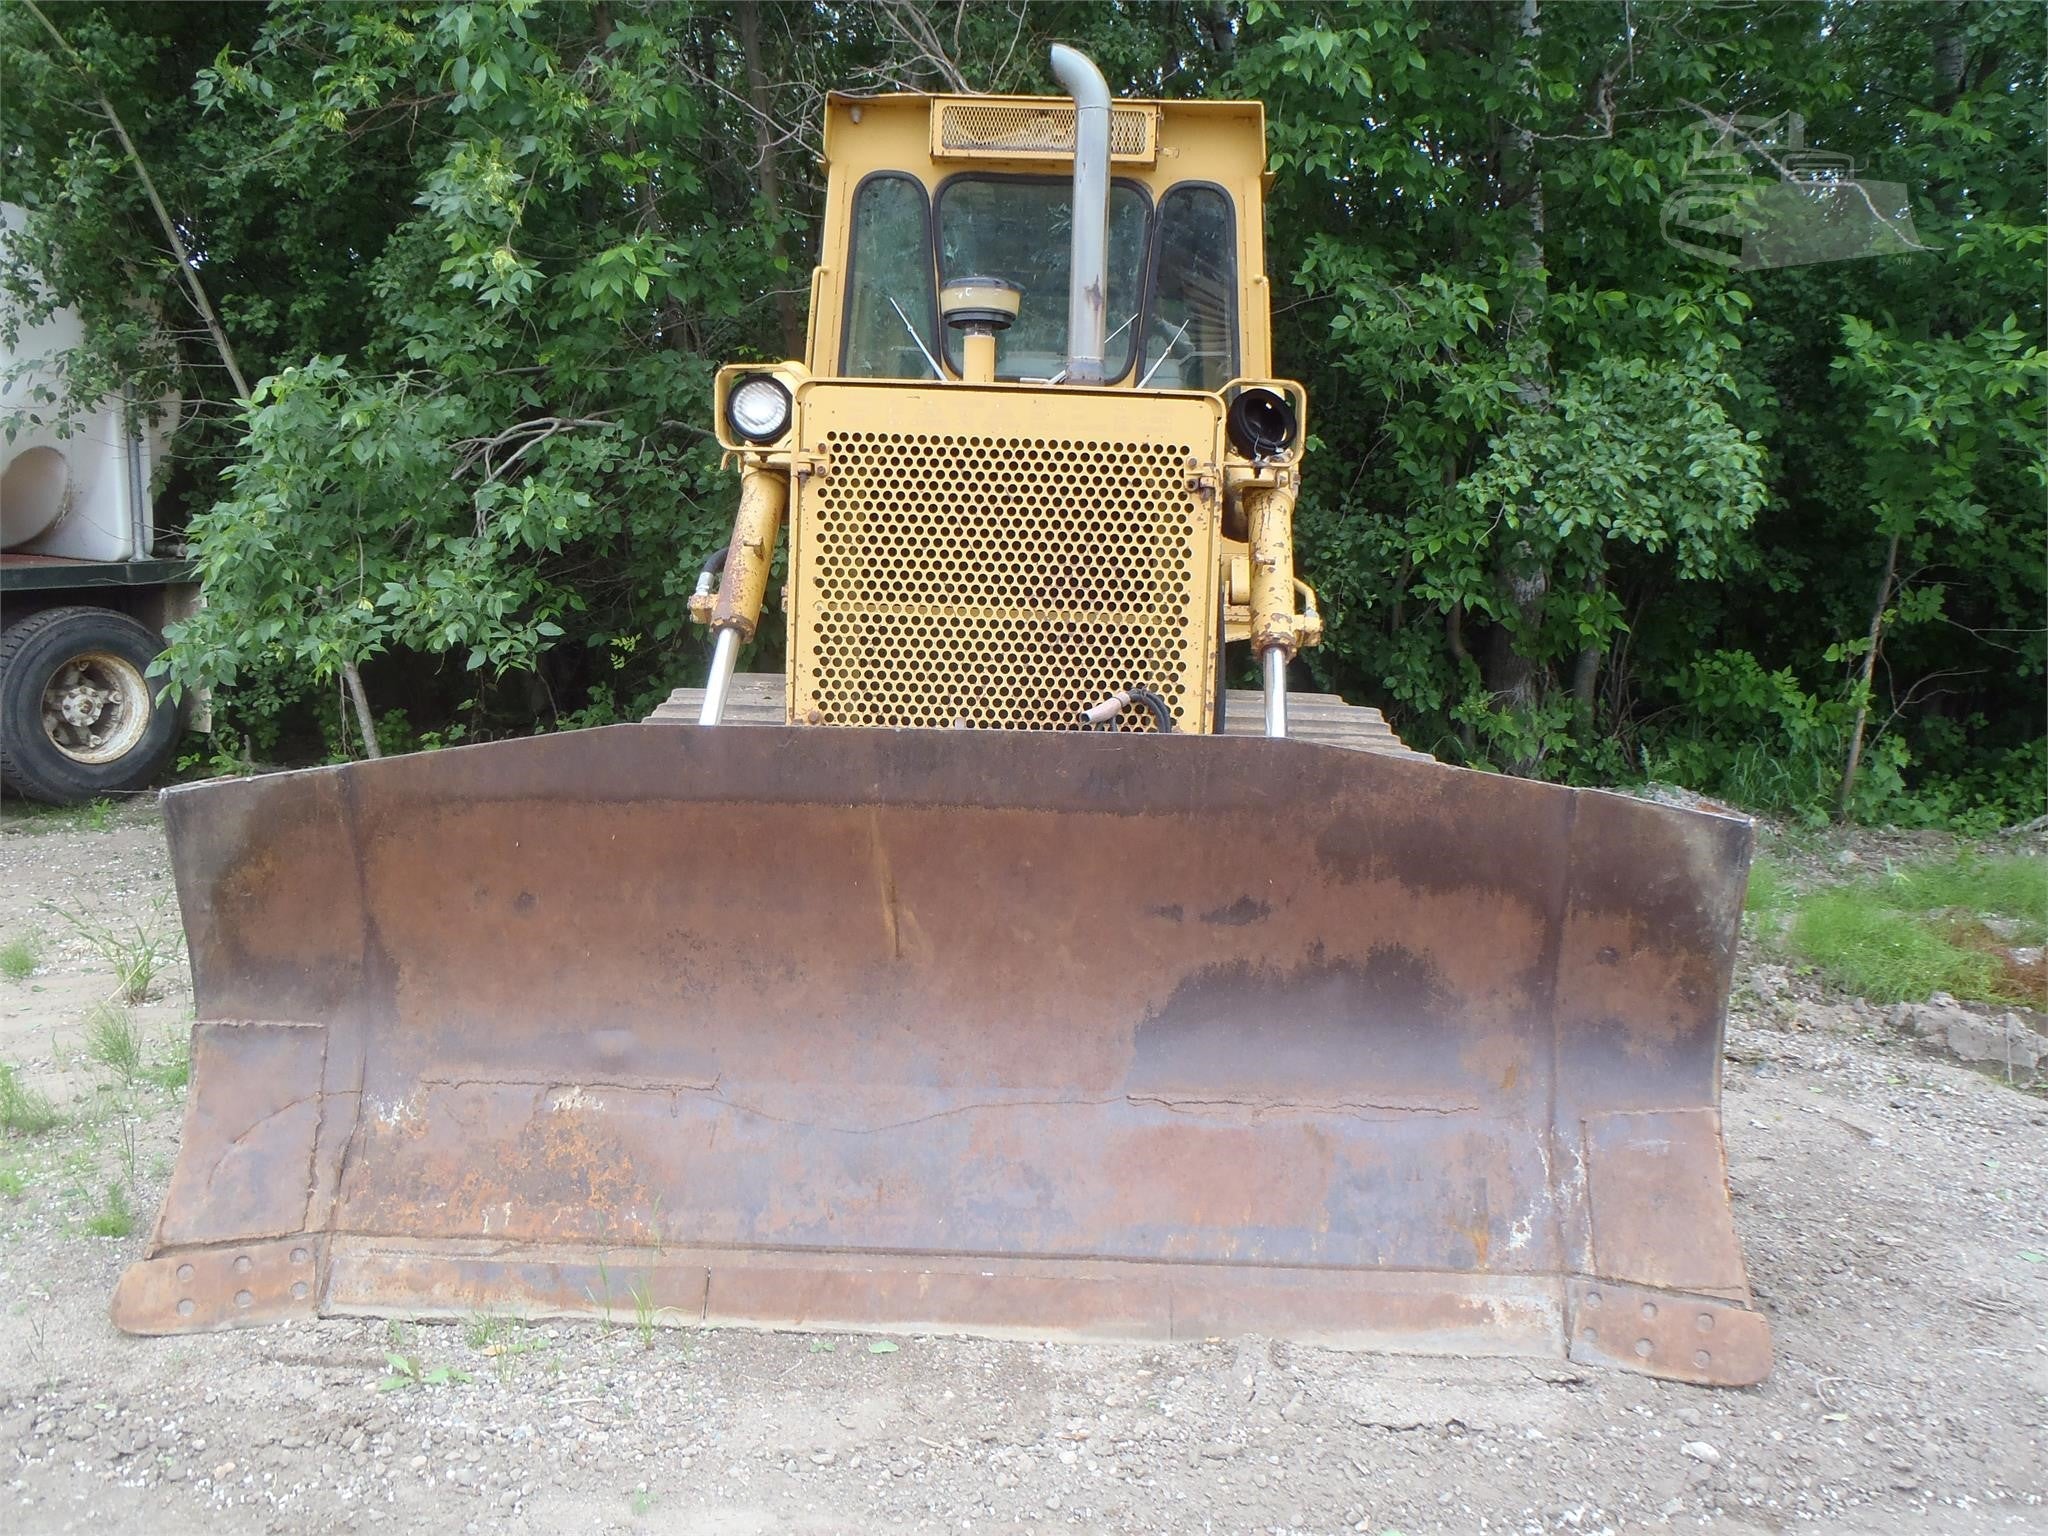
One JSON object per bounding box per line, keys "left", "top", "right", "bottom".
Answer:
{"left": 1639, "top": 652, "right": 1895, "bottom": 822}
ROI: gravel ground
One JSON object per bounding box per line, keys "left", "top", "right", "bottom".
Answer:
{"left": 0, "top": 796, "right": 2043, "bottom": 1536}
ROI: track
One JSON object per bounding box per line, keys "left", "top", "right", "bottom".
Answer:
{"left": 649, "top": 672, "right": 1431, "bottom": 758}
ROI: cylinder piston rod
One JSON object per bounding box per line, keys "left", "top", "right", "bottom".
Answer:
{"left": 1262, "top": 647, "right": 1288, "bottom": 739}
{"left": 699, "top": 629, "right": 741, "bottom": 725}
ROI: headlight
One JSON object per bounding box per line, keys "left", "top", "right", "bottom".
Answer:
{"left": 725, "top": 375, "right": 793, "bottom": 443}
{"left": 1226, "top": 386, "right": 1298, "bottom": 461}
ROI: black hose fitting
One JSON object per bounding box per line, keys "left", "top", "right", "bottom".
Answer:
{"left": 1080, "top": 687, "right": 1178, "bottom": 734}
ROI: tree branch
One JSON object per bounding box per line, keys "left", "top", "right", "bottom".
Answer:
{"left": 24, "top": 0, "right": 252, "bottom": 401}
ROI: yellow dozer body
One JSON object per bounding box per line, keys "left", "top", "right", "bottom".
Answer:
{"left": 116, "top": 51, "right": 1771, "bottom": 1388}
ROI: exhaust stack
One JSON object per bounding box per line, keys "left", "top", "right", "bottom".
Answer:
{"left": 1048, "top": 45, "right": 1110, "bottom": 384}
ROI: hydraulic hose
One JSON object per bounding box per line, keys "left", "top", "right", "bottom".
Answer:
{"left": 693, "top": 545, "right": 728, "bottom": 602}
{"left": 1081, "top": 687, "right": 1178, "bottom": 734}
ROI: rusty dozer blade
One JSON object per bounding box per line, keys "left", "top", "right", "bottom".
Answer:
{"left": 115, "top": 724, "right": 1771, "bottom": 1387}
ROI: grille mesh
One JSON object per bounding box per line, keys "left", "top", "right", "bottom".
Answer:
{"left": 799, "top": 431, "right": 1207, "bottom": 731}
{"left": 936, "top": 103, "right": 1155, "bottom": 162}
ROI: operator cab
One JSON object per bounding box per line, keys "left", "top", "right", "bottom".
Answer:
{"left": 816, "top": 89, "right": 1270, "bottom": 392}
{"left": 694, "top": 50, "right": 1314, "bottom": 742}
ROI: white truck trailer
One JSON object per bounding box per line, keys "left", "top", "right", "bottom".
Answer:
{"left": 2, "top": 206, "right": 193, "bottom": 803}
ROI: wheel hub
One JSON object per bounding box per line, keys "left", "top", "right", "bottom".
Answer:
{"left": 58, "top": 682, "right": 110, "bottom": 729}
{"left": 38, "top": 651, "right": 152, "bottom": 766}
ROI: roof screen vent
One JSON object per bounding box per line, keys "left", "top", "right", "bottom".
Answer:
{"left": 932, "top": 101, "right": 1156, "bottom": 164}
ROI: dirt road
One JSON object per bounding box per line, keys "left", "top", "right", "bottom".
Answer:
{"left": 1, "top": 798, "right": 2042, "bottom": 1535}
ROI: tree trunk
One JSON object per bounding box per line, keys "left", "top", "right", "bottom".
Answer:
{"left": 1483, "top": 0, "right": 1554, "bottom": 770}
{"left": 1836, "top": 531, "right": 1899, "bottom": 822}
{"left": 1570, "top": 642, "right": 1602, "bottom": 735}
{"left": 1926, "top": 3, "right": 1967, "bottom": 218}
{"left": 1445, "top": 604, "right": 1478, "bottom": 759}
{"left": 1203, "top": 2, "right": 1236, "bottom": 65}
{"left": 737, "top": 1, "right": 805, "bottom": 359}
{"left": 343, "top": 662, "right": 382, "bottom": 760}
{"left": 1571, "top": 565, "right": 1607, "bottom": 739}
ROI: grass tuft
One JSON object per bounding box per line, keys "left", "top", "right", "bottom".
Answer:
{"left": 1743, "top": 853, "right": 1793, "bottom": 927}
{"left": 1789, "top": 888, "right": 2008, "bottom": 1004}
{"left": 47, "top": 897, "right": 176, "bottom": 1004}
{"left": 1883, "top": 853, "right": 2048, "bottom": 941}
{"left": 85, "top": 1181, "right": 134, "bottom": 1238}
{"left": 141, "top": 1034, "right": 191, "bottom": 1092}
{"left": 0, "top": 936, "right": 38, "bottom": 981}
{"left": 0, "top": 1063, "right": 63, "bottom": 1136}
{"left": 84, "top": 1004, "right": 143, "bottom": 1083}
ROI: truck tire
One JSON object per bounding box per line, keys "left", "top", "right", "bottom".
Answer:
{"left": 0, "top": 606, "right": 183, "bottom": 804}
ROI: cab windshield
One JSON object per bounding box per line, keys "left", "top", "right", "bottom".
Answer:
{"left": 840, "top": 174, "right": 1241, "bottom": 388}
{"left": 839, "top": 173, "right": 1162, "bottom": 383}
{"left": 934, "top": 176, "right": 1149, "bottom": 382}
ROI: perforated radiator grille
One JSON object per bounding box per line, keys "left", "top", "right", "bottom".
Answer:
{"left": 933, "top": 102, "right": 1156, "bottom": 162}
{"left": 793, "top": 423, "right": 1214, "bottom": 732}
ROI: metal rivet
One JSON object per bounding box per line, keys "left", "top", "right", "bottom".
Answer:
{"left": 1641, "top": 1301, "right": 1658, "bottom": 1321}
{"left": 1633, "top": 1338, "right": 1653, "bottom": 1358}
{"left": 234, "top": 1289, "right": 254, "bottom": 1308}
{"left": 1694, "top": 1349, "right": 1711, "bottom": 1368}
{"left": 290, "top": 1281, "right": 309, "bottom": 1301}
{"left": 176, "top": 1298, "right": 195, "bottom": 1317}
{"left": 1583, "top": 1291, "right": 1601, "bottom": 1309}
{"left": 1697, "top": 1312, "right": 1715, "bottom": 1332}
{"left": 233, "top": 1254, "right": 253, "bottom": 1274}
{"left": 175, "top": 1263, "right": 193, "bottom": 1283}
{"left": 290, "top": 1247, "right": 309, "bottom": 1265}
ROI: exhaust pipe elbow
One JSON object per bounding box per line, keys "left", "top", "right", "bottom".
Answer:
{"left": 1049, "top": 45, "right": 1111, "bottom": 385}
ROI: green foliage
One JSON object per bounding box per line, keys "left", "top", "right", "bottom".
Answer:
{"left": 1643, "top": 651, "right": 1891, "bottom": 822}
{"left": 1788, "top": 889, "right": 2007, "bottom": 1005}
{"left": 141, "top": 1033, "right": 191, "bottom": 1092}
{"left": 84, "top": 1180, "right": 135, "bottom": 1238}
{"left": 0, "top": 937, "right": 38, "bottom": 981}
{"left": 380, "top": 1351, "right": 472, "bottom": 1392}
{"left": 83, "top": 1004, "right": 142, "bottom": 1084}
{"left": 0, "top": 1063, "right": 62, "bottom": 1136}
{"left": 48, "top": 897, "right": 176, "bottom": 1005}
{"left": 1743, "top": 853, "right": 1792, "bottom": 928}
{"left": 1782, "top": 850, "right": 2046, "bottom": 1005}
{"left": 1883, "top": 853, "right": 2048, "bottom": 943}
{"left": 158, "top": 356, "right": 594, "bottom": 708}
{"left": 3, "top": 0, "right": 2040, "bottom": 818}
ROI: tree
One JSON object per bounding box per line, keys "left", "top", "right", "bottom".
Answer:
{"left": 2, "top": 0, "right": 2039, "bottom": 824}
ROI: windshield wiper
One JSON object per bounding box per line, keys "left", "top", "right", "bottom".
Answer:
{"left": 887, "top": 296, "right": 945, "bottom": 381}
{"left": 1138, "top": 319, "right": 1192, "bottom": 389}
{"left": 1038, "top": 312, "right": 1137, "bottom": 386}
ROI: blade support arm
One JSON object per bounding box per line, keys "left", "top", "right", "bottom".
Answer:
{"left": 707, "top": 464, "right": 790, "bottom": 643}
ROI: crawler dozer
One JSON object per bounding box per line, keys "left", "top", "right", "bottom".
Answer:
{"left": 116, "top": 49, "right": 1771, "bottom": 1387}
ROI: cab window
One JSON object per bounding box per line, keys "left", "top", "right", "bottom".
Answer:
{"left": 841, "top": 173, "right": 941, "bottom": 379}
{"left": 1138, "top": 184, "right": 1238, "bottom": 391}
{"left": 935, "top": 176, "right": 1150, "bottom": 381}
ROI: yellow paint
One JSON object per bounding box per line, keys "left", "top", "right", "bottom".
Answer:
{"left": 698, "top": 83, "right": 1321, "bottom": 730}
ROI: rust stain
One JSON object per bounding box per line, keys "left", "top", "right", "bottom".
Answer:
{"left": 121, "top": 724, "right": 1765, "bottom": 1385}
